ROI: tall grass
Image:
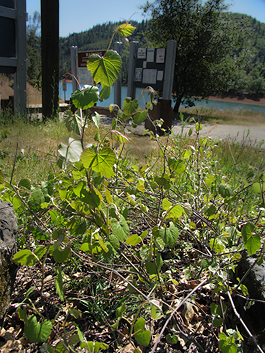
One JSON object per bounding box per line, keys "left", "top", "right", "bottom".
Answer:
{"left": 1, "top": 111, "right": 265, "bottom": 185}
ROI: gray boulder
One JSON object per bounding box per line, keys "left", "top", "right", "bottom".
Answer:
{"left": 0, "top": 201, "right": 18, "bottom": 328}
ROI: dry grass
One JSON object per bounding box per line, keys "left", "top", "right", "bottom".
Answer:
{"left": 1, "top": 105, "right": 265, "bottom": 185}
{"left": 179, "top": 106, "right": 265, "bottom": 126}
{"left": 0, "top": 119, "right": 69, "bottom": 183}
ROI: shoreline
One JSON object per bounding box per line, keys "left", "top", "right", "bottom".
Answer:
{"left": 206, "top": 95, "right": 265, "bottom": 107}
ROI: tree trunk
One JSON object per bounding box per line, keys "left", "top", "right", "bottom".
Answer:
{"left": 173, "top": 96, "right": 182, "bottom": 119}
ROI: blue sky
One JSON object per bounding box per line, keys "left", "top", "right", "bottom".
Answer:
{"left": 27, "top": 0, "right": 265, "bottom": 37}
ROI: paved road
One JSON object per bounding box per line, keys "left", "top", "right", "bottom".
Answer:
{"left": 172, "top": 122, "right": 265, "bottom": 145}
{"left": 124, "top": 120, "right": 265, "bottom": 146}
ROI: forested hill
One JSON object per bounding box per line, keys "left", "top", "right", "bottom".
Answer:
{"left": 227, "top": 12, "right": 265, "bottom": 66}
{"left": 58, "top": 13, "right": 265, "bottom": 96}
{"left": 26, "top": 13, "right": 265, "bottom": 96}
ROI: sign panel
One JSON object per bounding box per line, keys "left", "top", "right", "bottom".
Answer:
{"left": 78, "top": 50, "right": 106, "bottom": 68}
{"left": 156, "top": 48, "right": 165, "bottom": 63}
{"left": 78, "top": 67, "right": 93, "bottom": 85}
{"left": 147, "top": 48, "right": 155, "bottom": 62}
{"left": 143, "top": 69, "right": 157, "bottom": 85}
{"left": 137, "top": 48, "right": 146, "bottom": 59}
{"left": 157, "top": 71, "right": 164, "bottom": 81}
{"left": 77, "top": 50, "right": 106, "bottom": 85}
{"left": 135, "top": 68, "right": 142, "bottom": 82}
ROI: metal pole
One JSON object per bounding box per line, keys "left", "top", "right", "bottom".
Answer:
{"left": 41, "top": 0, "right": 59, "bottom": 120}
{"left": 127, "top": 41, "right": 138, "bottom": 100}
{"left": 14, "top": 0, "right": 26, "bottom": 116}
{"left": 114, "top": 42, "right": 122, "bottom": 107}
{"left": 71, "top": 46, "right": 78, "bottom": 94}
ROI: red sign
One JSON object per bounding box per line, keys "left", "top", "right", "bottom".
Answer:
{"left": 78, "top": 50, "right": 106, "bottom": 68}
{"left": 62, "top": 79, "right": 67, "bottom": 91}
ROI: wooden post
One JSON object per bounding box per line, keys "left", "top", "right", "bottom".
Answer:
{"left": 163, "top": 40, "right": 177, "bottom": 100}
{"left": 114, "top": 42, "right": 122, "bottom": 107}
{"left": 41, "top": 0, "right": 59, "bottom": 120}
{"left": 14, "top": 0, "right": 27, "bottom": 116}
{"left": 127, "top": 41, "right": 138, "bottom": 100}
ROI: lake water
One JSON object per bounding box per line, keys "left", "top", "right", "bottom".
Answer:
{"left": 59, "top": 81, "right": 265, "bottom": 114}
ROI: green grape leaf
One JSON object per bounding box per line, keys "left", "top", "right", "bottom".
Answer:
{"left": 205, "top": 175, "right": 215, "bottom": 186}
{"left": 166, "top": 333, "right": 178, "bottom": 344}
{"left": 18, "top": 178, "right": 31, "bottom": 190}
{"left": 168, "top": 157, "right": 185, "bottom": 174}
{"left": 12, "top": 195, "right": 21, "bottom": 210}
{"left": 145, "top": 253, "right": 163, "bottom": 274}
{"left": 195, "top": 122, "right": 202, "bottom": 131}
{"left": 87, "top": 50, "right": 121, "bottom": 86}
{"left": 111, "top": 117, "right": 117, "bottom": 129}
{"left": 166, "top": 205, "right": 183, "bottom": 219}
{"left": 53, "top": 247, "right": 71, "bottom": 263}
{"left": 34, "top": 246, "right": 46, "bottom": 260}
{"left": 109, "top": 103, "right": 119, "bottom": 113}
{"left": 162, "top": 198, "right": 171, "bottom": 211}
{"left": 55, "top": 267, "right": 64, "bottom": 301}
{"left": 68, "top": 334, "right": 81, "bottom": 347}
{"left": 81, "top": 147, "right": 116, "bottom": 178}
{"left": 134, "top": 317, "right": 145, "bottom": 330}
{"left": 80, "top": 188, "right": 100, "bottom": 209}
{"left": 133, "top": 110, "right": 148, "bottom": 125}
{"left": 54, "top": 341, "right": 68, "bottom": 352}
{"left": 219, "top": 336, "right": 237, "bottom": 353}
{"left": 31, "top": 187, "right": 45, "bottom": 207}
{"left": 24, "top": 315, "right": 52, "bottom": 343}
{"left": 63, "top": 111, "right": 81, "bottom": 135}
{"left": 92, "top": 112, "right": 101, "bottom": 130}
{"left": 111, "top": 215, "right": 129, "bottom": 241}
{"left": 71, "top": 85, "right": 99, "bottom": 109}
{"left": 126, "top": 234, "right": 142, "bottom": 246}
{"left": 0, "top": 170, "right": 4, "bottom": 184}
{"left": 13, "top": 249, "right": 36, "bottom": 266}
{"left": 183, "top": 149, "right": 192, "bottom": 160}
{"left": 99, "top": 85, "right": 111, "bottom": 101}
{"left": 252, "top": 182, "right": 262, "bottom": 194}
{"left": 123, "top": 97, "right": 139, "bottom": 117}
{"left": 213, "top": 317, "right": 223, "bottom": 327}
{"left": 81, "top": 342, "right": 109, "bottom": 352}
{"left": 118, "top": 23, "right": 136, "bottom": 37}
{"left": 242, "top": 222, "right": 261, "bottom": 255}
{"left": 109, "top": 234, "right": 120, "bottom": 250}
{"left": 154, "top": 173, "right": 170, "bottom": 189}
{"left": 159, "top": 222, "right": 179, "bottom": 247}
{"left": 134, "top": 318, "right": 151, "bottom": 347}
{"left": 68, "top": 308, "right": 82, "bottom": 319}
{"left": 58, "top": 138, "right": 83, "bottom": 163}
{"left": 116, "top": 303, "right": 127, "bottom": 318}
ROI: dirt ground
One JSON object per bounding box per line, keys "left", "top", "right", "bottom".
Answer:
{"left": 0, "top": 74, "right": 42, "bottom": 105}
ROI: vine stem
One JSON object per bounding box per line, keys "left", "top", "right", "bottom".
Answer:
{"left": 10, "top": 141, "right": 19, "bottom": 185}
{"left": 150, "top": 277, "right": 209, "bottom": 353}
{"left": 226, "top": 286, "right": 264, "bottom": 353}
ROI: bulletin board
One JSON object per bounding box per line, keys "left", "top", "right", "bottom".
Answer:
{"left": 134, "top": 47, "right": 166, "bottom": 90}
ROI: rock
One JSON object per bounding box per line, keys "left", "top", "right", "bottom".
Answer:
{"left": 0, "top": 201, "right": 18, "bottom": 328}
{"left": 235, "top": 251, "right": 265, "bottom": 348}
